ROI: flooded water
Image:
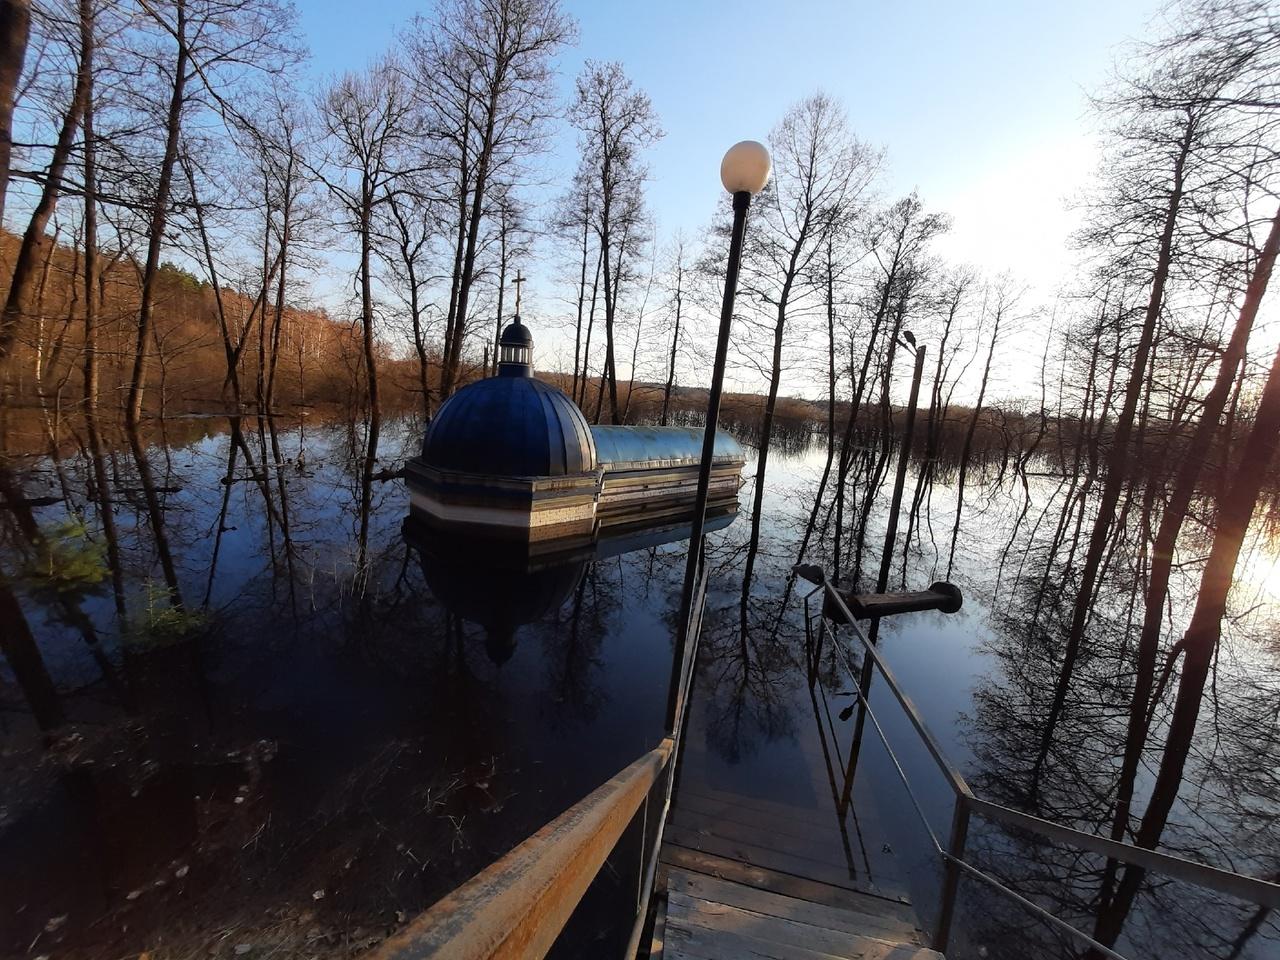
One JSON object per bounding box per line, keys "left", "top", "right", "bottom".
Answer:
{"left": 2, "top": 412, "right": 1278, "bottom": 959}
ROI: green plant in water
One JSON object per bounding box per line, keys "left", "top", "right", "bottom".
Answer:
{"left": 124, "top": 581, "right": 210, "bottom": 649}
{"left": 23, "top": 517, "right": 108, "bottom": 599}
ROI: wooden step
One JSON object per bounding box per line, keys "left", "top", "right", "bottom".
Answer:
{"left": 665, "top": 891, "right": 942, "bottom": 960}
{"left": 666, "top": 869, "right": 925, "bottom": 946}
{"left": 675, "top": 777, "right": 844, "bottom": 826}
{"left": 658, "top": 844, "right": 918, "bottom": 924}
{"left": 663, "top": 825, "right": 907, "bottom": 903}
{"left": 671, "top": 806, "right": 855, "bottom": 865}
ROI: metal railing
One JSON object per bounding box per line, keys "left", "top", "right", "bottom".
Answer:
{"left": 802, "top": 573, "right": 1280, "bottom": 958}
{"left": 371, "top": 561, "right": 709, "bottom": 960}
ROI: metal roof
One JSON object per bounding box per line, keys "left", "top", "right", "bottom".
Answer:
{"left": 423, "top": 376, "right": 597, "bottom": 477}
{"left": 500, "top": 317, "right": 534, "bottom": 347}
{"left": 590, "top": 425, "right": 745, "bottom": 470}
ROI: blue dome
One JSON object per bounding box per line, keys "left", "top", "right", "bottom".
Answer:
{"left": 423, "top": 376, "right": 597, "bottom": 478}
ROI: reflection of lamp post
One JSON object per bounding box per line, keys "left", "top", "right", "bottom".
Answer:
{"left": 667, "top": 141, "right": 772, "bottom": 731}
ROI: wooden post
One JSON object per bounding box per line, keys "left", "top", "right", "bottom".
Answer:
{"left": 935, "top": 795, "right": 970, "bottom": 953}
{"left": 869, "top": 343, "right": 926, "bottom": 645}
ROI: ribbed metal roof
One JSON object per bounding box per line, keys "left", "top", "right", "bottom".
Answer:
{"left": 500, "top": 317, "right": 534, "bottom": 347}
{"left": 423, "top": 377, "right": 597, "bottom": 477}
{"left": 590, "top": 425, "right": 745, "bottom": 470}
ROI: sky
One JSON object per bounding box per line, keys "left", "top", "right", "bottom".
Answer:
{"left": 294, "top": 0, "right": 1169, "bottom": 396}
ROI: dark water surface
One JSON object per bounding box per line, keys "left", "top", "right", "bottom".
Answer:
{"left": 2, "top": 412, "right": 1278, "bottom": 959}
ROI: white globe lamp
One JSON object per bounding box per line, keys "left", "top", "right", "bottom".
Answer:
{"left": 720, "top": 140, "right": 771, "bottom": 195}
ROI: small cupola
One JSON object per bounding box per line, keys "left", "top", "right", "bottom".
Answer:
{"left": 498, "top": 315, "right": 534, "bottom": 377}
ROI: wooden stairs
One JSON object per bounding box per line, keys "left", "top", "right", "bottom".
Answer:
{"left": 648, "top": 762, "right": 944, "bottom": 960}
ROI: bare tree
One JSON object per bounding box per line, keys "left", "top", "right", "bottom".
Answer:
{"left": 660, "top": 235, "right": 690, "bottom": 426}
{"left": 731, "top": 93, "right": 879, "bottom": 602}
{"left": 318, "top": 58, "right": 419, "bottom": 435}
{"left": 408, "top": 0, "right": 575, "bottom": 398}
{"left": 382, "top": 178, "right": 440, "bottom": 414}
{"left": 569, "top": 59, "right": 661, "bottom": 424}
{"left": 1036, "top": 8, "right": 1268, "bottom": 771}
{"left": 0, "top": 0, "right": 89, "bottom": 364}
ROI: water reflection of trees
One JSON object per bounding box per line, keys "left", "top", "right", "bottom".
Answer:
{"left": 4, "top": 410, "right": 681, "bottom": 956}
{"left": 697, "top": 528, "right": 800, "bottom": 764}
{"left": 955, "top": 499, "right": 1280, "bottom": 959}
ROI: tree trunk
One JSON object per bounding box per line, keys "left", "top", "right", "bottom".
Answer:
{"left": 126, "top": 0, "right": 188, "bottom": 429}
{"left": 442, "top": 79, "right": 504, "bottom": 397}
{"left": 0, "top": 6, "right": 90, "bottom": 361}
{"left": 660, "top": 260, "right": 682, "bottom": 426}
{"left": 79, "top": 0, "right": 125, "bottom": 617}
{"left": 946, "top": 301, "right": 1004, "bottom": 578}
{"left": 1108, "top": 203, "right": 1280, "bottom": 850}
{"left": 572, "top": 204, "right": 590, "bottom": 401}
{"left": 578, "top": 247, "right": 602, "bottom": 407}
{"left": 0, "top": 0, "right": 30, "bottom": 229}
{"left": 599, "top": 184, "right": 620, "bottom": 424}
{"left": 1092, "top": 327, "right": 1280, "bottom": 953}
{"left": 1036, "top": 115, "right": 1195, "bottom": 770}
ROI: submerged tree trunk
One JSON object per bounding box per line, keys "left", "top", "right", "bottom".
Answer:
{"left": 1093, "top": 322, "right": 1280, "bottom": 954}
{"left": 1035, "top": 118, "right": 1195, "bottom": 774}
{"left": 79, "top": 0, "right": 125, "bottom": 617}
{"left": 1106, "top": 203, "right": 1280, "bottom": 860}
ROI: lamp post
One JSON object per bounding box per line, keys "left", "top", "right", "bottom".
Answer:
{"left": 666, "top": 140, "right": 771, "bottom": 732}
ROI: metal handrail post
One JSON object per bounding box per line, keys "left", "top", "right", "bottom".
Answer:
{"left": 934, "top": 794, "right": 970, "bottom": 953}
{"left": 627, "top": 564, "right": 710, "bottom": 958}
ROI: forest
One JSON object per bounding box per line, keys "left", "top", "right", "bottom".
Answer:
{"left": 1, "top": 0, "right": 1280, "bottom": 958}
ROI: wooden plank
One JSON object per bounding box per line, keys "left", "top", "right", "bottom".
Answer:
{"left": 674, "top": 785, "right": 847, "bottom": 840}
{"left": 650, "top": 894, "right": 669, "bottom": 959}
{"left": 664, "top": 825, "right": 906, "bottom": 902}
{"left": 659, "top": 844, "right": 918, "bottom": 925}
{"left": 677, "top": 771, "right": 907, "bottom": 902}
{"left": 666, "top": 869, "right": 924, "bottom": 946}
{"left": 671, "top": 807, "right": 861, "bottom": 873}
{"left": 664, "top": 911, "right": 849, "bottom": 960}
{"left": 668, "top": 891, "right": 942, "bottom": 960}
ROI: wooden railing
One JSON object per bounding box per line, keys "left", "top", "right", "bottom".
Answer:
{"left": 372, "top": 740, "right": 673, "bottom": 960}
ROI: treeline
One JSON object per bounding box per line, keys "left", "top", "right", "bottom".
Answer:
{"left": 0, "top": 227, "right": 421, "bottom": 415}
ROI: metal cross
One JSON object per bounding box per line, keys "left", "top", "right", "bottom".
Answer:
{"left": 512, "top": 270, "right": 525, "bottom": 317}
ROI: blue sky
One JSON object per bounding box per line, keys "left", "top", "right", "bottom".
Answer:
{"left": 296, "top": 0, "right": 1165, "bottom": 390}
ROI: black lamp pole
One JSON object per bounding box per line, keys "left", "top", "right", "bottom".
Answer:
{"left": 666, "top": 189, "right": 752, "bottom": 732}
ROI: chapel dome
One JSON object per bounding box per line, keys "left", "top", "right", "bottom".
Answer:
{"left": 422, "top": 375, "right": 597, "bottom": 478}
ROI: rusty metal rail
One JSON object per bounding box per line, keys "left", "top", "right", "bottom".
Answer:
{"left": 803, "top": 573, "right": 1280, "bottom": 958}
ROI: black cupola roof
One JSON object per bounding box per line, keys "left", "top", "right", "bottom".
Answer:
{"left": 498, "top": 316, "right": 534, "bottom": 377}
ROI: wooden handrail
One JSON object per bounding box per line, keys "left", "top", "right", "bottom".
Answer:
{"left": 371, "top": 738, "right": 674, "bottom": 960}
